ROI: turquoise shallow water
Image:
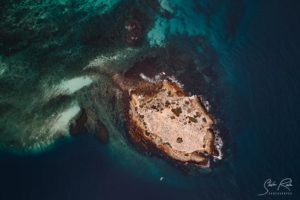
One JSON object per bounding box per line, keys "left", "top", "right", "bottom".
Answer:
{"left": 0, "top": 0, "right": 299, "bottom": 199}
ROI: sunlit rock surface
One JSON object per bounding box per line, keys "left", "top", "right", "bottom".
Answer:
{"left": 127, "top": 79, "right": 222, "bottom": 167}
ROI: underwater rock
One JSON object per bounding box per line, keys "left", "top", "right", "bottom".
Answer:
{"left": 161, "top": 9, "right": 173, "bottom": 19}
{"left": 117, "top": 76, "right": 221, "bottom": 168}
{"left": 125, "top": 19, "right": 143, "bottom": 46}
{"left": 69, "top": 109, "right": 88, "bottom": 136}
{"left": 94, "top": 120, "right": 109, "bottom": 144}
{"left": 69, "top": 108, "right": 109, "bottom": 144}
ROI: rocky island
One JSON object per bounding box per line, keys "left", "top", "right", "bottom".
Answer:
{"left": 113, "top": 73, "right": 222, "bottom": 168}
{"left": 67, "top": 70, "right": 223, "bottom": 169}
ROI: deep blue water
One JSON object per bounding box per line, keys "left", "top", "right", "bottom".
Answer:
{"left": 0, "top": 0, "right": 300, "bottom": 199}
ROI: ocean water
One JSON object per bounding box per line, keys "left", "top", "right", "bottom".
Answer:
{"left": 0, "top": 0, "right": 299, "bottom": 199}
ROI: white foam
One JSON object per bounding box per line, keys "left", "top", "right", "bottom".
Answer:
{"left": 166, "top": 75, "right": 184, "bottom": 88}
{"left": 198, "top": 95, "right": 211, "bottom": 112}
{"left": 139, "top": 72, "right": 167, "bottom": 83}
{"left": 140, "top": 73, "right": 157, "bottom": 83}
{"left": 139, "top": 72, "right": 185, "bottom": 90}
{"left": 213, "top": 132, "right": 224, "bottom": 161}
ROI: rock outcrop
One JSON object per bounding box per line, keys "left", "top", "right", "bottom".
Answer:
{"left": 127, "top": 79, "right": 221, "bottom": 167}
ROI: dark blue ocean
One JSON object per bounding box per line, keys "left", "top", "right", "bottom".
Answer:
{"left": 0, "top": 0, "right": 299, "bottom": 199}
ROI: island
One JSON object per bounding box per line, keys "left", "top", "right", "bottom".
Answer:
{"left": 115, "top": 74, "right": 222, "bottom": 168}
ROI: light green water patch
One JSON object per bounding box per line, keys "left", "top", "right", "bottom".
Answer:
{"left": 147, "top": 0, "right": 207, "bottom": 47}
{"left": 147, "top": 18, "right": 168, "bottom": 47}
{"left": 55, "top": 76, "right": 93, "bottom": 95}
{"left": 0, "top": 56, "right": 8, "bottom": 76}
{"left": 158, "top": 0, "right": 174, "bottom": 13}
{"left": 147, "top": 0, "right": 234, "bottom": 49}
{"left": 85, "top": 47, "right": 140, "bottom": 70}
{"left": 50, "top": 102, "right": 80, "bottom": 133}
